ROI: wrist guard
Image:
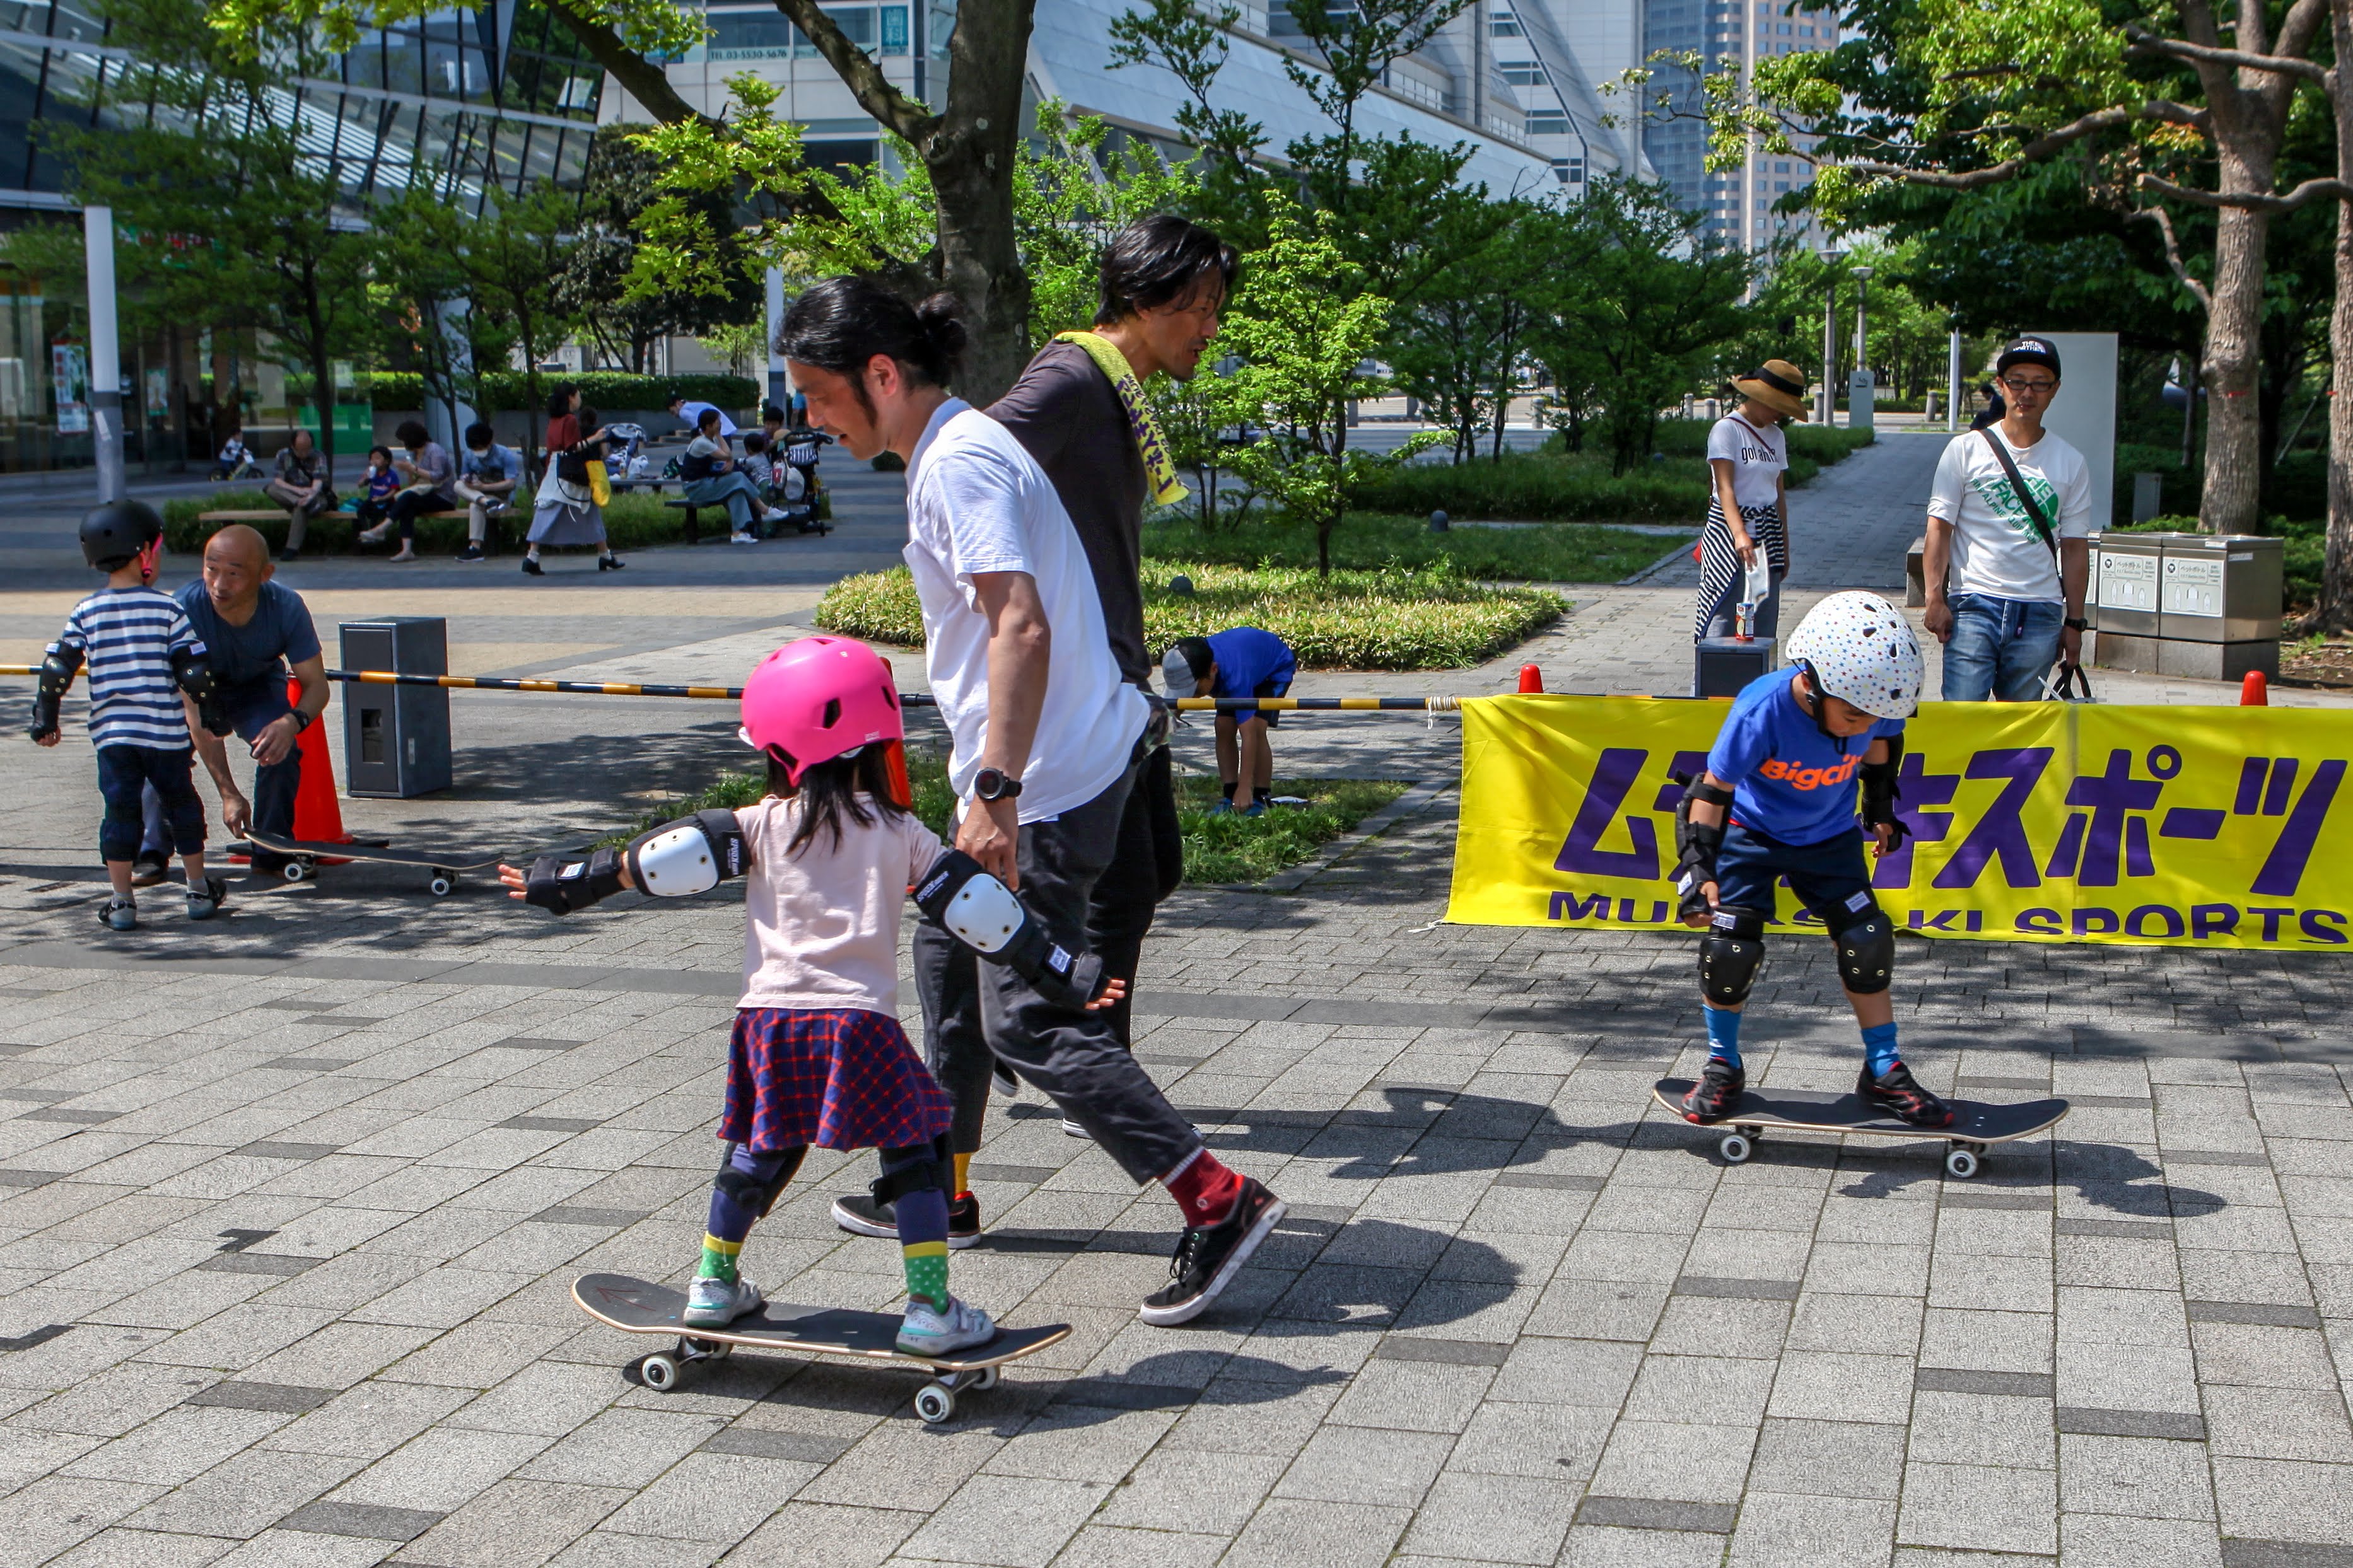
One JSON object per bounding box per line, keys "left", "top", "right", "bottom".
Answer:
{"left": 913, "top": 849, "right": 1108, "bottom": 1008}
{"left": 1673, "top": 775, "right": 1734, "bottom": 922}
{"left": 624, "top": 809, "right": 749, "bottom": 897}
{"left": 524, "top": 848, "right": 626, "bottom": 914}
{"left": 28, "top": 642, "right": 81, "bottom": 742}
{"left": 171, "top": 647, "right": 228, "bottom": 737}
{"left": 1859, "top": 736, "right": 1908, "bottom": 852}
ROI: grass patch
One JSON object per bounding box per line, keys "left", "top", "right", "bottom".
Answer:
{"left": 817, "top": 559, "right": 1565, "bottom": 670}
{"left": 1176, "top": 775, "right": 1407, "bottom": 884}
{"left": 1143, "top": 511, "right": 1671, "bottom": 583}
{"left": 612, "top": 753, "right": 1406, "bottom": 886}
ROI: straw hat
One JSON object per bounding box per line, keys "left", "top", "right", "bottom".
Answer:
{"left": 1733, "top": 359, "right": 1810, "bottom": 421}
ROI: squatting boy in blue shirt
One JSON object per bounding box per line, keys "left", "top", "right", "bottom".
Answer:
{"left": 1161, "top": 627, "right": 1295, "bottom": 815}
{"left": 1672, "top": 592, "right": 1951, "bottom": 1128}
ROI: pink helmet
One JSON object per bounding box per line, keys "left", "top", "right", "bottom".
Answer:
{"left": 739, "top": 636, "right": 903, "bottom": 783}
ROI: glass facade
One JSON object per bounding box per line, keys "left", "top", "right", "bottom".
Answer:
{"left": 0, "top": 0, "right": 606, "bottom": 473}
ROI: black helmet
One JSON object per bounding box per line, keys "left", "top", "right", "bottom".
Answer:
{"left": 80, "top": 499, "right": 164, "bottom": 570}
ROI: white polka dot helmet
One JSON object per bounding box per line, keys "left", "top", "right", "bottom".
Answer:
{"left": 1784, "top": 591, "right": 1924, "bottom": 719}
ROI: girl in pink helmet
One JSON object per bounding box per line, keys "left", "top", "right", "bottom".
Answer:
{"left": 501, "top": 636, "right": 1123, "bottom": 1356}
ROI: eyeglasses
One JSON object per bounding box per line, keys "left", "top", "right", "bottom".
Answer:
{"left": 2000, "top": 376, "right": 2057, "bottom": 395}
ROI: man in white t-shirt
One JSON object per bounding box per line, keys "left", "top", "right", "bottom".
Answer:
{"left": 666, "top": 394, "right": 739, "bottom": 437}
{"left": 778, "top": 277, "right": 1288, "bottom": 1328}
{"left": 1922, "top": 336, "right": 2095, "bottom": 701}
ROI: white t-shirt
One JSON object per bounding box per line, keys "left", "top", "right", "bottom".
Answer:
{"left": 1928, "top": 427, "right": 2095, "bottom": 603}
{"left": 1707, "top": 414, "right": 1787, "bottom": 511}
{"left": 904, "top": 399, "right": 1148, "bottom": 822}
{"left": 735, "top": 795, "right": 945, "bottom": 1013}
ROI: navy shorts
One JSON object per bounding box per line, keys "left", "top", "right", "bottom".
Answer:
{"left": 1714, "top": 822, "right": 1878, "bottom": 931}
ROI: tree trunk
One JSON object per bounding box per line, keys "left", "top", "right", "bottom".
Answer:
{"left": 916, "top": 0, "right": 1034, "bottom": 404}
{"left": 2320, "top": 0, "right": 2353, "bottom": 627}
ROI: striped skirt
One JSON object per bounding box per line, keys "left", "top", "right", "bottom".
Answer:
{"left": 1695, "top": 499, "right": 1787, "bottom": 641}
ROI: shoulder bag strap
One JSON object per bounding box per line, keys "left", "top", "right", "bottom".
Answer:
{"left": 1977, "top": 426, "right": 2059, "bottom": 563}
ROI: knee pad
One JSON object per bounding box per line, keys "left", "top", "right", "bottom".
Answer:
{"left": 1832, "top": 911, "right": 1896, "bottom": 995}
{"left": 713, "top": 1144, "right": 804, "bottom": 1219}
{"left": 869, "top": 1140, "right": 950, "bottom": 1207}
{"left": 1699, "top": 905, "right": 1767, "bottom": 1008}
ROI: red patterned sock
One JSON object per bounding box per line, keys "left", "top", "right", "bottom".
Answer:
{"left": 1163, "top": 1149, "right": 1244, "bottom": 1229}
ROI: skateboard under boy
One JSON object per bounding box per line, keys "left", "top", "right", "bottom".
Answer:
{"left": 243, "top": 828, "right": 499, "bottom": 897}
{"left": 572, "top": 1272, "right": 1072, "bottom": 1423}
{"left": 1650, "top": 1078, "right": 2070, "bottom": 1178}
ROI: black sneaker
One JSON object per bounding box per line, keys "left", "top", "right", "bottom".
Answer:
{"left": 830, "top": 1190, "right": 982, "bottom": 1248}
{"left": 521, "top": 557, "right": 544, "bottom": 576}
{"left": 1138, "top": 1178, "right": 1285, "bottom": 1326}
{"left": 1681, "top": 1058, "right": 1745, "bottom": 1124}
{"left": 992, "top": 1062, "right": 1019, "bottom": 1098}
{"left": 1859, "top": 1061, "right": 1954, "bottom": 1129}
{"left": 455, "top": 543, "right": 486, "bottom": 562}
{"left": 130, "top": 853, "right": 170, "bottom": 888}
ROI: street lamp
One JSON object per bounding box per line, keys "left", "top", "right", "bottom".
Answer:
{"left": 1819, "top": 250, "right": 1843, "bottom": 424}
{"left": 1849, "top": 264, "right": 1876, "bottom": 434}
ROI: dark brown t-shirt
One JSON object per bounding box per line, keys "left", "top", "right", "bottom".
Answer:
{"left": 986, "top": 341, "right": 1152, "bottom": 685}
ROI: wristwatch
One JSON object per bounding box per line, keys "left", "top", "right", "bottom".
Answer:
{"left": 972, "top": 767, "right": 1024, "bottom": 803}
{"left": 2063, "top": 616, "right": 2088, "bottom": 631}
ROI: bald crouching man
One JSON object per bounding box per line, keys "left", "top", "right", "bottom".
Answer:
{"left": 178, "top": 526, "right": 329, "bottom": 876}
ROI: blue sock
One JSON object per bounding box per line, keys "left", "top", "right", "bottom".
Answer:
{"left": 1703, "top": 1005, "right": 1743, "bottom": 1070}
{"left": 1862, "top": 1022, "right": 1900, "bottom": 1077}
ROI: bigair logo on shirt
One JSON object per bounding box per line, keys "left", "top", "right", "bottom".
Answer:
{"left": 1756, "top": 755, "right": 1857, "bottom": 791}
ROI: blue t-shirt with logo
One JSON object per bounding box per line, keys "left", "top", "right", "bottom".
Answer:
{"left": 1705, "top": 667, "right": 1904, "bottom": 846}
{"left": 1207, "top": 627, "right": 1295, "bottom": 726}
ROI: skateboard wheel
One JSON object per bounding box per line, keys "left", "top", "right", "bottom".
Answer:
{"left": 281, "top": 861, "right": 309, "bottom": 883}
{"left": 1944, "top": 1147, "right": 1980, "bottom": 1180}
{"left": 1718, "top": 1132, "right": 1752, "bottom": 1165}
{"left": 914, "top": 1383, "right": 956, "bottom": 1424}
{"left": 972, "top": 1365, "right": 999, "bottom": 1392}
{"left": 429, "top": 874, "right": 454, "bottom": 897}
{"left": 641, "top": 1352, "right": 681, "bottom": 1392}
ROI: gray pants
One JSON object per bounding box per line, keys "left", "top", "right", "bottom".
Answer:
{"left": 911, "top": 762, "right": 1201, "bottom": 1185}
{"left": 265, "top": 480, "right": 330, "bottom": 550}
{"left": 1702, "top": 568, "right": 1785, "bottom": 641}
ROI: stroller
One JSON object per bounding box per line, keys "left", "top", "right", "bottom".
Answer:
{"left": 772, "top": 427, "right": 832, "bottom": 534}
{"left": 601, "top": 422, "right": 654, "bottom": 485}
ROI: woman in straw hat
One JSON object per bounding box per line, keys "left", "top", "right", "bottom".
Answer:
{"left": 1695, "top": 359, "right": 1807, "bottom": 642}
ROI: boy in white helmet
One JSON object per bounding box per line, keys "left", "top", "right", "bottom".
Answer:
{"left": 1670, "top": 592, "right": 1949, "bottom": 1128}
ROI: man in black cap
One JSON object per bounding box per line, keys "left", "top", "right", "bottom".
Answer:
{"left": 1921, "top": 336, "right": 2094, "bottom": 701}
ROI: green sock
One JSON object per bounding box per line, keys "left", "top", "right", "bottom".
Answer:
{"left": 903, "top": 1240, "right": 949, "bottom": 1310}
{"left": 699, "top": 1233, "right": 740, "bottom": 1283}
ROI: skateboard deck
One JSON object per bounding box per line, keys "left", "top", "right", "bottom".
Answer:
{"left": 1651, "top": 1078, "right": 2069, "bottom": 1178}
{"left": 245, "top": 829, "right": 499, "bottom": 896}
{"left": 573, "top": 1272, "right": 1071, "bottom": 1422}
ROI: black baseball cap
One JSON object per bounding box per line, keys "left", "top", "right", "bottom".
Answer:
{"left": 1996, "top": 337, "right": 2062, "bottom": 378}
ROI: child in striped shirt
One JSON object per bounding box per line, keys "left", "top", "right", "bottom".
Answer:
{"left": 30, "top": 502, "right": 226, "bottom": 929}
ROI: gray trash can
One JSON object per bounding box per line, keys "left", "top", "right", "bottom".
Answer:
{"left": 1695, "top": 638, "right": 1777, "bottom": 699}
{"left": 2157, "top": 533, "right": 2282, "bottom": 680}
{"left": 2088, "top": 531, "right": 2177, "bottom": 672}
{"left": 341, "top": 618, "right": 452, "bottom": 798}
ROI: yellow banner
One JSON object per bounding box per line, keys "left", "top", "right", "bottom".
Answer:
{"left": 1447, "top": 694, "right": 2353, "bottom": 951}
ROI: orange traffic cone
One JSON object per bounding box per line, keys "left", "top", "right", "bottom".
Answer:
{"left": 1519, "top": 664, "right": 1544, "bottom": 694}
{"left": 2241, "top": 670, "right": 2269, "bottom": 706}
{"left": 288, "top": 676, "right": 353, "bottom": 844}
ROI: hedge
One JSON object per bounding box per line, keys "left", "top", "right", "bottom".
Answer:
{"left": 359, "top": 371, "right": 760, "bottom": 414}
{"left": 163, "top": 491, "right": 740, "bottom": 557}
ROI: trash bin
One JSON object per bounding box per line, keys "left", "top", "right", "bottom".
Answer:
{"left": 2088, "top": 531, "right": 2175, "bottom": 672}
{"left": 1694, "top": 637, "right": 1777, "bottom": 699}
{"left": 2157, "top": 533, "right": 2282, "bottom": 680}
{"left": 341, "top": 618, "right": 452, "bottom": 798}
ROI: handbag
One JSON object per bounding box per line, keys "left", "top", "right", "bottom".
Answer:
{"left": 586, "top": 458, "right": 612, "bottom": 507}
{"left": 2042, "top": 664, "right": 2096, "bottom": 702}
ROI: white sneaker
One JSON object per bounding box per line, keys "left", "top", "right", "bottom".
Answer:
{"left": 897, "top": 1294, "right": 997, "bottom": 1356}
{"left": 682, "top": 1274, "right": 763, "bottom": 1327}
{"left": 729, "top": 531, "right": 757, "bottom": 545}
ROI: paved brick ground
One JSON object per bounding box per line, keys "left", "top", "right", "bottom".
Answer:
{"left": 0, "top": 433, "right": 2349, "bottom": 1565}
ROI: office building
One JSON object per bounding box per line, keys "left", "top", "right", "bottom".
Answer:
{"left": 1642, "top": 0, "right": 1835, "bottom": 247}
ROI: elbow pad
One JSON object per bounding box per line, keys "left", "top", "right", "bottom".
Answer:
{"left": 624, "top": 808, "right": 749, "bottom": 897}
{"left": 913, "top": 849, "right": 1108, "bottom": 1008}
{"left": 170, "top": 647, "right": 228, "bottom": 737}
{"left": 1860, "top": 737, "right": 1908, "bottom": 851}
{"left": 28, "top": 642, "right": 81, "bottom": 742}
{"left": 523, "top": 849, "right": 626, "bottom": 914}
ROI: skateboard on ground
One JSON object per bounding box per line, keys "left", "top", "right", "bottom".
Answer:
{"left": 571, "top": 1272, "right": 1071, "bottom": 1423}
{"left": 242, "top": 828, "right": 500, "bottom": 897}
{"left": 1650, "top": 1078, "right": 2070, "bottom": 1178}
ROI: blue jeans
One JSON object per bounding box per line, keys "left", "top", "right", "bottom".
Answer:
{"left": 98, "top": 746, "right": 204, "bottom": 864}
{"left": 684, "top": 472, "right": 763, "bottom": 532}
{"left": 1941, "top": 593, "right": 2064, "bottom": 702}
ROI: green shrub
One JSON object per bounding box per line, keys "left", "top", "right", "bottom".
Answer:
{"left": 614, "top": 753, "right": 1404, "bottom": 885}
{"left": 1145, "top": 512, "right": 1673, "bottom": 583}
{"left": 163, "top": 489, "right": 708, "bottom": 557}
{"left": 817, "top": 560, "right": 1566, "bottom": 670}
{"left": 363, "top": 371, "right": 759, "bottom": 413}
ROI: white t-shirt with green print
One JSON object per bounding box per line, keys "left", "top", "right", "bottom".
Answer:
{"left": 1927, "top": 426, "right": 2094, "bottom": 603}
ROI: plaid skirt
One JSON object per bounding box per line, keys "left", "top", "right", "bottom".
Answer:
{"left": 718, "top": 1007, "right": 952, "bottom": 1153}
